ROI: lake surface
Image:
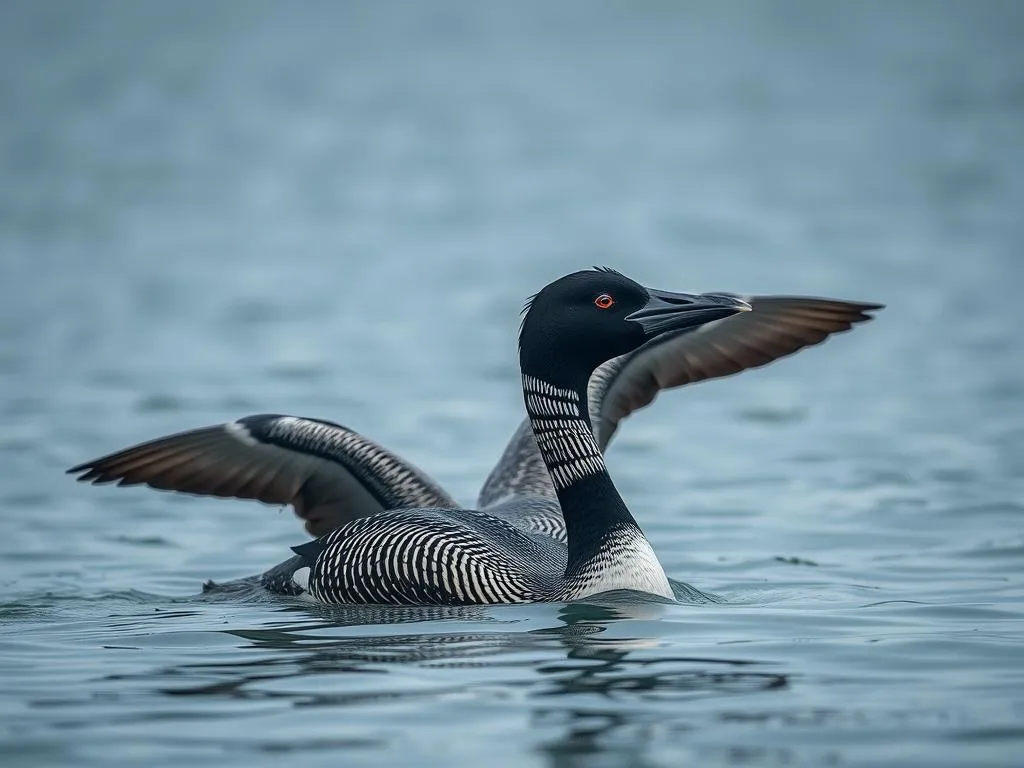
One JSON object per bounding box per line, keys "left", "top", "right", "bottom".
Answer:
{"left": 1, "top": 2, "right": 1022, "bottom": 766}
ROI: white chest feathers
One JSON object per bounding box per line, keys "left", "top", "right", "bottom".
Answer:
{"left": 571, "top": 532, "right": 674, "bottom": 600}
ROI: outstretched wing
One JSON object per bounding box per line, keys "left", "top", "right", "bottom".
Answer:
{"left": 478, "top": 295, "right": 882, "bottom": 508}
{"left": 68, "top": 414, "right": 457, "bottom": 537}
{"left": 588, "top": 295, "right": 883, "bottom": 448}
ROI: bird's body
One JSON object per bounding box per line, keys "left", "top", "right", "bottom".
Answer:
{"left": 69, "top": 269, "right": 882, "bottom": 606}
{"left": 291, "top": 507, "right": 566, "bottom": 604}
{"left": 284, "top": 367, "right": 679, "bottom": 605}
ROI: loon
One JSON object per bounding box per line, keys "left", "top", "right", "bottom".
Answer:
{"left": 70, "top": 269, "right": 757, "bottom": 603}
{"left": 69, "top": 269, "right": 882, "bottom": 603}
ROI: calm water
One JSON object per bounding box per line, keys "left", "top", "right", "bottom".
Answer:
{"left": 2, "top": 2, "right": 1023, "bottom": 766}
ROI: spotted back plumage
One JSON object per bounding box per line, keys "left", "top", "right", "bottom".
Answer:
{"left": 297, "top": 508, "right": 565, "bottom": 605}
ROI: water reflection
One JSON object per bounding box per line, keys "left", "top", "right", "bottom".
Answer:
{"left": 531, "top": 604, "right": 786, "bottom": 767}
{"left": 94, "top": 598, "right": 786, "bottom": 761}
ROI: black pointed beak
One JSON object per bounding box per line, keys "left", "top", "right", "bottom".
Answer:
{"left": 626, "top": 289, "right": 751, "bottom": 336}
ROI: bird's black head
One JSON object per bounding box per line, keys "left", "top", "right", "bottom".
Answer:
{"left": 518, "top": 268, "right": 750, "bottom": 389}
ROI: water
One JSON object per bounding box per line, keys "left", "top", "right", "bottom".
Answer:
{"left": 2, "top": 2, "right": 1022, "bottom": 765}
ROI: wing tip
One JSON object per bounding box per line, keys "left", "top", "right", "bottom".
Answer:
{"left": 780, "top": 296, "right": 885, "bottom": 327}
{"left": 854, "top": 300, "right": 886, "bottom": 316}
{"left": 66, "top": 462, "right": 100, "bottom": 482}
{"left": 66, "top": 462, "right": 125, "bottom": 486}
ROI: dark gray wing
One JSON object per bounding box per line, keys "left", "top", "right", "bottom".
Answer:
{"left": 589, "top": 295, "right": 883, "bottom": 448}
{"left": 68, "top": 413, "right": 457, "bottom": 537}
{"left": 478, "top": 296, "right": 882, "bottom": 508}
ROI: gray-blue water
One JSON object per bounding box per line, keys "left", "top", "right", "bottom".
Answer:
{"left": 2, "top": 2, "right": 1022, "bottom": 766}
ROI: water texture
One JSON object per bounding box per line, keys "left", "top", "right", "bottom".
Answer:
{"left": 1, "top": 2, "right": 1022, "bottom": 766}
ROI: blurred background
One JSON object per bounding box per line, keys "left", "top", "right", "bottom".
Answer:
{"left": 1, "top": 2, "right": 1022, "bottom": 767}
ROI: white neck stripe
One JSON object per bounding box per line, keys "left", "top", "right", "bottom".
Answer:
{"left": 523, "top": 376, "right": 605, "bottom": 491}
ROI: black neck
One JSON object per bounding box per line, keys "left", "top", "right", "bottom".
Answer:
{"left": 520, "top": 373, "right": 639, "bottom": 569}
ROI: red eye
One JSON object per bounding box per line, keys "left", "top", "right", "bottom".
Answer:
{"left": 594, "top": 294, "right": 615, "bottom": 309}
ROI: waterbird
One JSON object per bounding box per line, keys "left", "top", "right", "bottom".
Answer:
{"left": 69, "top": 269, "right": 882, "bottom": 604}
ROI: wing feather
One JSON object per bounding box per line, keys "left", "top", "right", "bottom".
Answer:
{"left": 592, "top": 296, "right": 882, "bottom": 447}
{"left": 69, "top": 414, "right": 457, "bottom": 536}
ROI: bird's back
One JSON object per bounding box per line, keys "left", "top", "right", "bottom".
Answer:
{"left": 294, "top": 506, "right": 567, "bottom": 605}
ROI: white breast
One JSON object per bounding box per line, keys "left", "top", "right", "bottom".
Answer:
{"left": 572, "top": 533, "right": 673, "bottom": 600}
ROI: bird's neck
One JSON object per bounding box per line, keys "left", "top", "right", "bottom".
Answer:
{"left": 520, "top": 372, "right": 640, "bottom": 568}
